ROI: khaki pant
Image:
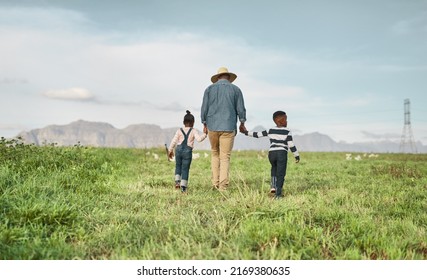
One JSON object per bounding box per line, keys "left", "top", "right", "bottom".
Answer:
{"left": 208, "top": 131, "right": 235, "bottom": 189}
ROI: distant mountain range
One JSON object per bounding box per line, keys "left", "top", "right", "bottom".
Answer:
{"left": 17, "top": 120, "right": 426, "bottom": 153}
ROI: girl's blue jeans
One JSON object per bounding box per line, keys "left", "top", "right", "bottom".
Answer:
{"left": 175, "top": 144, "right": 193, "bottom": 183}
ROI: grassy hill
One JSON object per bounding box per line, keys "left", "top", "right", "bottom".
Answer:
{"left": 1, "top": 137, "right": 426, "bottom": 259}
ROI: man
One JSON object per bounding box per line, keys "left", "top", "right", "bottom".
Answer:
{"left": 201, "top": 67, "right": 247, "bottom": 191}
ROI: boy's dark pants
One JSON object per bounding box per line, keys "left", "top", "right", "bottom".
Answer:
{"left": 268, "top": 150, "right": 288, "bottom": 197}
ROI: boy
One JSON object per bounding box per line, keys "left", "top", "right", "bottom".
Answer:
{"left": 242, "top": 111, "right": 300, "bottom": 199}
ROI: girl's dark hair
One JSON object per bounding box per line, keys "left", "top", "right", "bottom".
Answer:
{"left": 184, "top": 110, "right": 195, "bottom": 124}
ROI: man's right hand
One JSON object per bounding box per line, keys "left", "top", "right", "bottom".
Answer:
{"left": 239, "top": 122, "right": 247, "bottom": 133}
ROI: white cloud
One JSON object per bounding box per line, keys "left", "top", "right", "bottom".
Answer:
{"left": 43, "top": 88, "right": 94, "bottom": 101}
{"left": 0, "top": 6, "right": 92, "bottom": 31}
{"left": 157, "top": 101, "right": 187, "bottom": 112}
{"left": 391, "top": 12, "right": 427, "bottom": 35}
{"left": 361, "top": 130, "right": 400, "bottom": 140}
{"left": 243, "top": 79, "right": 306, "bottom": 99}
{"left": 339, "top": 95, "right": 374, "bottom": 107}
{"left": 376, "top": 64, "right": 427, "bottom": 72}
{"left": 0, "top": 13, "right": 307, "bottom": 112}
{"left": 0, "top": 77, "right": 29, "bottom": 84}
{"left": 2, "top": 5, "right": 426, "bottom": 145}
{"left": 0, "top": 123, "right": 26, "bottom": 130}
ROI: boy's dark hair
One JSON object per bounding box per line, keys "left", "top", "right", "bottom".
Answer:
{"left": 184, "top": 110, "right": 195, "bottom": 124}
{"left": 272, "top": 110, "right": 286, "bottom": 120}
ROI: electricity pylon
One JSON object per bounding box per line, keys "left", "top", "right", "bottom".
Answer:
{"left": 399, "top": 99, "right": 417, "bottom": 153}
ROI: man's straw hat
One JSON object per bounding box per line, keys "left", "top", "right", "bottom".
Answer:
{"left": 211, "top": 67, "right": 237, "bottom": 83}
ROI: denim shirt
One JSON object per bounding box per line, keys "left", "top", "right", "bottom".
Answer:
{"left": 201, "top": 79, "right": 246, "bottom": 132}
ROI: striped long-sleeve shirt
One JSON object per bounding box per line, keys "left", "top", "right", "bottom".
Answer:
{"left": 245, "top": 127, "right": 299, "bottom": 158}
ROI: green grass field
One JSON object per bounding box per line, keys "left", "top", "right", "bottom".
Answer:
{"left": 1, "top": 137, "right": 426, "bottom": 260}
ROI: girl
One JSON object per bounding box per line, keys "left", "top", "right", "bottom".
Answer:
{"left": 168, "top": 110, "right": 207, "bottom": 193}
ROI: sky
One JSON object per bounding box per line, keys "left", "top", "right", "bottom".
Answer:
{"left": 1, "top": 0, "right": 426, "bottom": 144}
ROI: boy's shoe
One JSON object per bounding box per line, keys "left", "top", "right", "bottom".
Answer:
{"left": 269, "top": 188, "right": 276, "bottom": 194}
{"left": 181, "top": 186, "right": 187, "bottom": 193}
{"left": 175, "top": 182, "right": 180, "bottom": 189}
